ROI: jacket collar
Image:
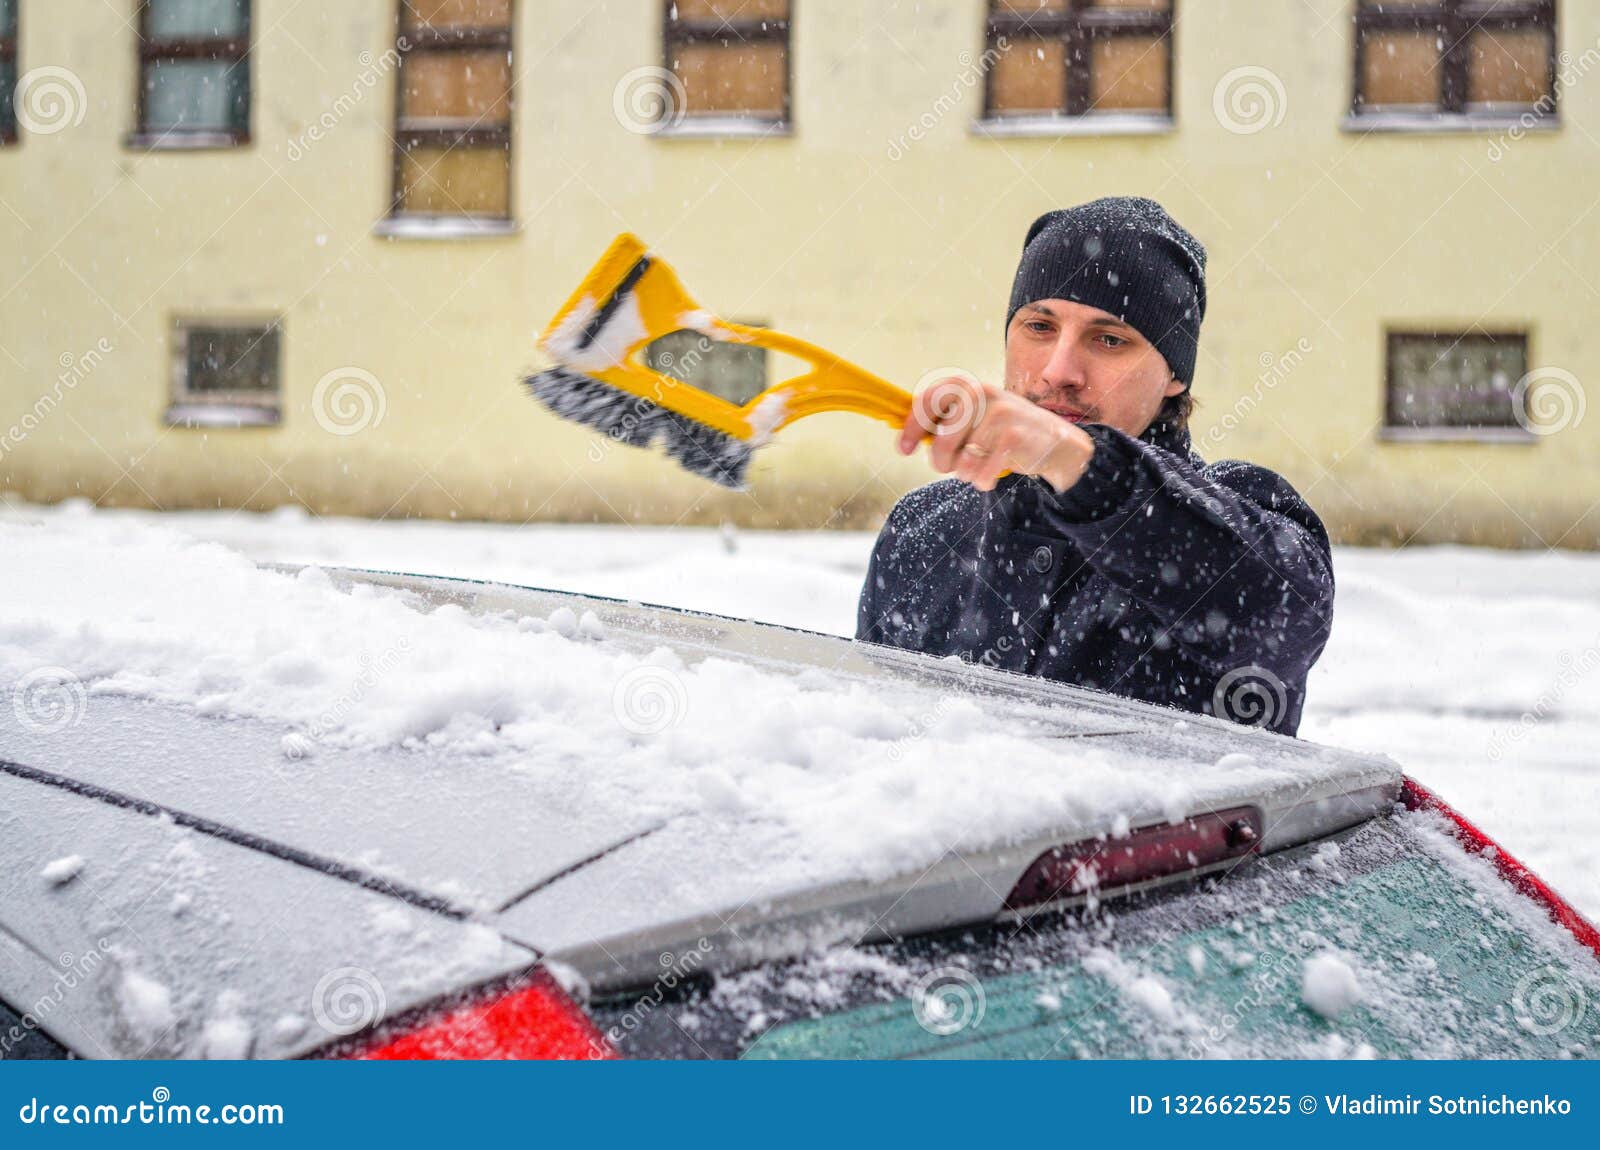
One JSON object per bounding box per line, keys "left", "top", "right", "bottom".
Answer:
{"left": 1141, "top": 408, "right": 1194, "bottom": 457}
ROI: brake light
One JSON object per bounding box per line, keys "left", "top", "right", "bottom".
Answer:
{"left": 343, "top": 968, "right": 617, "bottom": 1060}
{"left": 1005, "top": 806, "right": 1262, "bottom": 911}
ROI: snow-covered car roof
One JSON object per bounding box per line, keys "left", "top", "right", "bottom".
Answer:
{"left": 1, "top": 522, "right": 1402, "bottom": 1054}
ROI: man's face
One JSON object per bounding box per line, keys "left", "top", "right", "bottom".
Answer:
{"left": 1004, "top": 299, "right": 1187, "bottom": 437}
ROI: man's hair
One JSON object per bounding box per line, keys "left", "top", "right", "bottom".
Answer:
{"left": 1154, "top": 388, "right": 1196, "bottom": 437}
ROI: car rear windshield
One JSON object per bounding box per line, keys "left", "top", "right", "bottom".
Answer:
{"left": 592, "top": 809, "right": 1600, "bottom": 1059}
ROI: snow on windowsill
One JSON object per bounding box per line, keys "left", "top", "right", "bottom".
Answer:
{"left": 373, "top": 215, "right": 520, "bottom": 240}
{"left": 124, "top": 131, "right": 251, "bottom": 152}
{"left": 164, "top": 403, "right": 280, "bottom": 429}
{"left": 972, "top": 114, "right": 1174, "bottom": 139}
{"left": 1377, "top": 425, "right": 1539, "bottom": 445}
{"left": 649, "top": 117, "right": 791, "bottom": 140}
{"left": 1341, "top": 110, "right": 1560, "bottom": 135}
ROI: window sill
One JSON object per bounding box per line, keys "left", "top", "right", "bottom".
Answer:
{"left": 373, "top": 215, "right": 520, "bottom": 240}
{"left": 972, "top": 114, "right": 1174, "bottom": 139}
{"left": 166, "top": 404, "right": 280, "bottom": 428}
{"left": 649, "top": 117, "right": 790, "bottom": 140}
{"left": 125, "top": 131, "right": 251, "bottom": 151}
{"left": 1377, "top": 425, "right": 1538, "bottom": 444}
{"left": 1342, "top": 111, "right": 1559, "bottom": 135}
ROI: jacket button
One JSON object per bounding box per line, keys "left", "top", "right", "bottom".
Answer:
{"left": 1030, "top": 544, "right": 1054, "bottom": 574}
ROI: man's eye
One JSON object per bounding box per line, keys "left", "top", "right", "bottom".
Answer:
{"left": 1096, "top": 333, "right": 1127, "bottom": 348}
{"left": 1027, "top": 321, "right": 1052, "bottom": 334}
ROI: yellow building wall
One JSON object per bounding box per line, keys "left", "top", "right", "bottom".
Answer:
{"left": 1, "top": 1, "right": 1597, "bottom": 545}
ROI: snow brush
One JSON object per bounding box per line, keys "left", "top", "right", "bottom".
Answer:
{"left": 525, "top": 232, "right": 933, "bottom": 489}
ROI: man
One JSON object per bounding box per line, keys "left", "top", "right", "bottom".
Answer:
{"left": 856, "top": 197, "right": 1332, "bottom": 737}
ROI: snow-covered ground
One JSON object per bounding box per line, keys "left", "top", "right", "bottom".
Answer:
{"left": 6, "top": 496, "right": 1598, "bottom": 921}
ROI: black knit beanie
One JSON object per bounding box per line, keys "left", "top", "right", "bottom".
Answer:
{"left": 1006, "top": 197, "right": 1207, "bottom": 386}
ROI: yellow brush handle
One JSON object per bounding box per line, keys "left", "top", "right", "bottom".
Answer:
{"left": 717, "top": 320, "right": 911, "bottom": 430}
{"left": 720, "top": 321, "right": 1011, "bottom": 476}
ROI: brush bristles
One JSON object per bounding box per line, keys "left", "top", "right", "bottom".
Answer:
{"left": 525, "top": 367, "right": 754, "bottom": 489}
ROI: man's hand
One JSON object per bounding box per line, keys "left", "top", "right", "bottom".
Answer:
{"left": 897, "top": 374, "right": 1095, "bottom": 494}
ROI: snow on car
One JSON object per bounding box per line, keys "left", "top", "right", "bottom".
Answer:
{"left": 2, "top": 519, "right": 1597, "bottom": 1059}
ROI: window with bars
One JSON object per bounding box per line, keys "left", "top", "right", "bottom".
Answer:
{"left": 1383, "top": 330, "right": 1530, "bottom": 438}
{"left": 167, "top": 319, "right": 282, "bottom": 427}
{"left": 390, "top": 1, "right": 515, "bottom": 226}
{"left": 1, "top": 0, "right": 17, "bottom": 145}
{"left": 982, "top": 0, "right": 1174, "bottom": 123}
{"left": 1352, "top": 0, "right": 1557, "bottom": 122}
{"left": 133, "top": 0, "right": 252, "bottom": 146}
{"left": 662, "top": 0, "right": 791, "bottom": 131}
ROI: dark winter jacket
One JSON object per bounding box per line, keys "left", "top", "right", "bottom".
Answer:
{"left": 855, "top": 416, "right": 1334, "bottom": 736}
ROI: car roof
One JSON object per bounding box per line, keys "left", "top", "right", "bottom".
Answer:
{"left": 1, "top": 567, "right": 1401, "bottom": 1046}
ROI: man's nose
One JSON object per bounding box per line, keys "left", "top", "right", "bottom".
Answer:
{"left": 1039, "top": 333, "right": 1087, "bottom": 392}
